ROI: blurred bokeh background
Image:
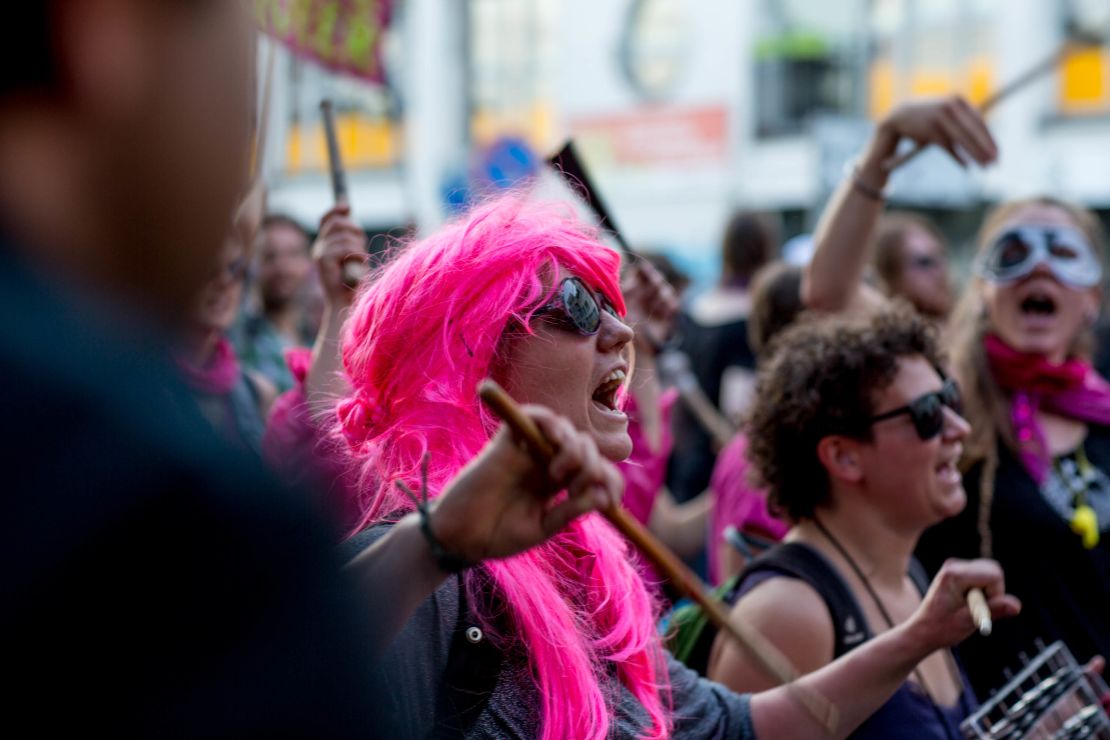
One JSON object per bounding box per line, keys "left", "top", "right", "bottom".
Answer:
{"left": 256, "top": 0, "right": 1110, "bottom": 291}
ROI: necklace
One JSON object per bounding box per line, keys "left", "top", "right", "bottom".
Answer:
{"left": 813, "top": 516, "right": 963, "bottom": 740}
{"left": 1052, "top": 444, "right": 1101, "bottom": 549}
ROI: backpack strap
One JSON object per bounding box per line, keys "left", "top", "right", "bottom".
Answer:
{"left": 906, "top": 556, "right": 930, "bottom": 597}
{"left": 430, "top": 573, "right": 503, "bottom": 739}
{"left": 734, "top": 542, "right": 872, "bottom": 659}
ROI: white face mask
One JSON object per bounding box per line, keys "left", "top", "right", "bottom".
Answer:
{"left": 977, "top": 225, "right": 1102, "bottom": 288}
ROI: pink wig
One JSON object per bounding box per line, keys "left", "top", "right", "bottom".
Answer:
{"left": 335, "top": 195, "right": 670, "bottom": 739}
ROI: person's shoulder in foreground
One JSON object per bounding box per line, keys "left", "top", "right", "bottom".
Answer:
{"left": 0, "top": 249, "right": 384, "bottom": 737}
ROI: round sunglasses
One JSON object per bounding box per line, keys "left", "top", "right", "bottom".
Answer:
{"left": 534, "top": 277, "right": 621, "bottom": 335}
{"left": 868, "top": 378, "right": 962, "bottom": 441}
{"left": 976, "top": 225, "right": 1102, "bottom": 288}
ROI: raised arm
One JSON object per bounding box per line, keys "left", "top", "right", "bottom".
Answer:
{"left": 260, "top": 206, "right": 370, "bottom": 524}
{"left": 802, "top": 97, "right": 997, "bottom": 316}
{"left": 304, "top": 204, "right": 367, "bottom": 417}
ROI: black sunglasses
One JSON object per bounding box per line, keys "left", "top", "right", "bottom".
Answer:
{"left": 868, "top": 378, "right": 962, "bottom": 441}
{"left": 534, "top": 277, "right": 620, "bottom": 336}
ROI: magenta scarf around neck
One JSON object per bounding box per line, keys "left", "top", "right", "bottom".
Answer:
{"left": 175, "top": 335, "right": 241, "bottom": 396}
{"left": 984, "top": 334, "right": 1110, "bottom": 484}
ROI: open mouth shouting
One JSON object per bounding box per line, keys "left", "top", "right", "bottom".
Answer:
{"left": 1011, "top": 279, "right": 1066, "bottom": 335}
{"left": 592, "top": 367, "right": 627, "bottom": 413}
{"left": 1019, "top": 291, "right": 1056, "bottom": 317}
{"left": 935, "top": 448, "right": 962, "bottom": 487}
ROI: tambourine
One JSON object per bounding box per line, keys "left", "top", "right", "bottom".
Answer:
{"left": 960, "top": 641, "right": 1110, "bottom": 739}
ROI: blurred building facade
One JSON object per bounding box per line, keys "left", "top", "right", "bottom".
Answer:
{"left": 260, "top": 0, "right": 1110, "bottom": 282}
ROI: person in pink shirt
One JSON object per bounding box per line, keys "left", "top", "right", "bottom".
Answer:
{"left": 708, "top": 262, "right": 805, "bottom": 584}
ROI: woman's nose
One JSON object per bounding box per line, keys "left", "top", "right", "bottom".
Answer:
{"left": 599, "top": 311, "right": 634, "bottom": 352}
{"left": 1029, "top": 259, "right": 1055, "bottom": 279}
{"left": 943, "top": 406, "right": 971, "bottom": 441}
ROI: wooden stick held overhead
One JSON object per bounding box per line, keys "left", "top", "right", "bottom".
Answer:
{"left": 477, "top": 379, "right": 839, "bottom": 734}
{"left": 884, "top": 37, "right": 1100, "bottom": 172}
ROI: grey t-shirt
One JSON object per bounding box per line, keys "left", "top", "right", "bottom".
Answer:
{"left": 347, "top": 527, "right": 755, "bottom": 739}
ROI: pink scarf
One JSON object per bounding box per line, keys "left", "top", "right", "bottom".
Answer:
{"left": 984, "top": 334, "right": 1110, "bottom": 484}
{"left": 175, "top": 335, "right": 241, "bottom": 396}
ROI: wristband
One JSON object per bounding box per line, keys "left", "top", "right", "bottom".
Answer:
{"left": 418, "top": 507, "right": 474, "bottom": 574}
{"left": 395, "top": 454, "right": 475, "bottom": 574}
{"left": 844, "top": 159, "right": 891, "bottom": 202}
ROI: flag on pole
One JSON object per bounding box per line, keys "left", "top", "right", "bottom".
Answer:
{"left": 255, "top": 0, "right": 392, "bottom": 82}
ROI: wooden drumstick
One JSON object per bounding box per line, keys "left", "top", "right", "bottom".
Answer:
{"left": 477, "top": 379, "right": 839, "bottom": 733}
{"left": 967, "top": 588, "right": 992, "bottom": 637}
{"left": 884, "top": 36, "right": 1099, "bottom": 172}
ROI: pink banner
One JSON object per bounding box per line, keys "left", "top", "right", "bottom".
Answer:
{"left": 255, "top": 0, "right": 392, "bottom": 82}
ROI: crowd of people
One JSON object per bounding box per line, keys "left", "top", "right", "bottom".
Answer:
{"left": 3, "top": 2, "right": 1107, "bottom": 738}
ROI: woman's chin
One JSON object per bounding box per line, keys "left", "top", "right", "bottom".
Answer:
{"left": 997, "top": 324, "right": 1071, "bottom": 359}
{"left": 599, "top": 434, "right": 633, "bottom": 463}
{"left": 1017, "top": 336, "right": 1069, "bottom": 360}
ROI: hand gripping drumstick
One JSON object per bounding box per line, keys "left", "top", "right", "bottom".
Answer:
{"left": 967, "top": 588, "right": 992, "bottom": 637}
{"left": 320, "top": 99, "right": 367, "bottom": 287}
{"left": 477, "top": 379, "right": 839, "bottom": 733}
{"left": 884, "top": 35, "right": 1101, "bottom": 172}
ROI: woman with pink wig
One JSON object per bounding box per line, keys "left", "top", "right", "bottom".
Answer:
{"left": 335, "top": 195, "right": 1015, "bottom": 739}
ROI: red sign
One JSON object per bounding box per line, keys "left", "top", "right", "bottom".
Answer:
{"left": 255, "top": 0, "right": 392, "bottom": 82}
{"left": 570, "top": 105, "right": 729, "bottom": 168}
